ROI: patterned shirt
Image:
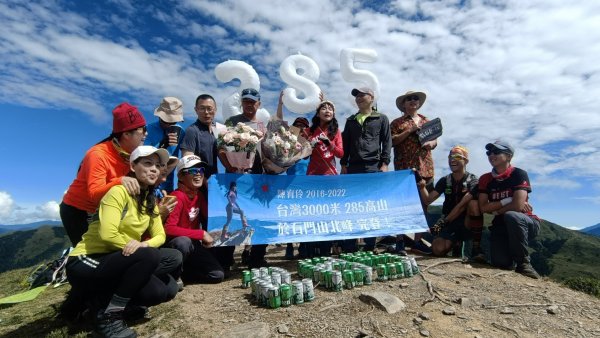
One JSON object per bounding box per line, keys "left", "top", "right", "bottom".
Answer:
{"left": 390, "top": 113, "right": 434, "bottom": 179}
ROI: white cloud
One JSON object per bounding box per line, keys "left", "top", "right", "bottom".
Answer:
{"left": 0, "top": 191, "right": 14, "bottom": 218}
{"left": 0, "top": 191, "right": 60, "bottom": 225}
{"left": 1, "top": 0, "right": 599, "bottom": 190}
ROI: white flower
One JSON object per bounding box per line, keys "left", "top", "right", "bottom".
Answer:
{"left": 283, "top": 141, "right": 291, "bottom": 150}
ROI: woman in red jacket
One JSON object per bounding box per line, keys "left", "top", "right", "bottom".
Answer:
{"left": 306, "top": 100, "right": 343, "bottom": 175}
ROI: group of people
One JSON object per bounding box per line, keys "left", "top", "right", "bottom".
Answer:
{"left": 59, "top": 86, "right": 540, "bottom": 338}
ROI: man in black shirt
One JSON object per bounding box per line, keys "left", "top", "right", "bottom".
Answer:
{"left": 478, "top": 141, "right": 540, "bottom": 279}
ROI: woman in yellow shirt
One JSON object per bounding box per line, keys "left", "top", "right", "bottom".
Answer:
{"left": 66, "top": 146, "right": 173, "bottom": 338}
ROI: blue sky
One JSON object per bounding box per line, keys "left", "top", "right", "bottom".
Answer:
{"left": 0, "top": 0, "right": 599, "bottom": 229}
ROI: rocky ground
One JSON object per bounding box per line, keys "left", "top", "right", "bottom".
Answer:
{"left": 1, "top": 245, "right": 599, "bottom": 338}
{"left": 137, "top": 246, "right": 600, "bottom": 338}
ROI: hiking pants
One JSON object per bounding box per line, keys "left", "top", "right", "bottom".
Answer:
{"left": 164, "top": 237, "right": 224, "bottom": 283}
{"left": 60, "top": 202, "right": 90, "bottom": 247}
{"left": 490, "top": 211, "right": 540, "bottom": 269}
{"left": 66, "top": 247, "right": 178, "bottom": 309}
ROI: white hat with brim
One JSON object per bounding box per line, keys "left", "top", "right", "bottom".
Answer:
{"left": 130, "top": 146, "right": 170, "bottom": 165}
{"left": 177, "top": 155, "right": 208, "bottom": 173}
{"left": 154, "top": 97, "right": 184, "bottom": 123}
{"left": 395, "top": 91, "right": 426, "bottom": 112}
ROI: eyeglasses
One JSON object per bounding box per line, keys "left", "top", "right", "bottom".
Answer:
{"left": 182, "top": 167, "right": 205, "bottom": 176}
{"left": 486, "top": 149, "right": 505, "bottom": 156}
{"left": 404, "top": 95, "right": 420, "bottom": 102}
{"left": 196, "top": 106, "right": 215, "bottom": 113}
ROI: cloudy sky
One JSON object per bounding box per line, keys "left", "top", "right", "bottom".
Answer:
{"left": 0, "top": 0, "right": 598, "bottom": 229}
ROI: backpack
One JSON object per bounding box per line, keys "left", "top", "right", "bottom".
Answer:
{"left": 24, "top": 247, "right": 72, "bottom": 289}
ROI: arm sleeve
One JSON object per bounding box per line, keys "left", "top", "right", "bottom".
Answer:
{"left": 84, "top": 150, "right": 123, "bottom": 206}
{"left": 380, "top": 115, "right": 392, "bottom": 165}
{"left": 331, "top": 131, "right": 344, "bottom": 158}
{"left": 434, "top": 177, "right": 446, "bottom": 195}
{"left": 512, "top": 169, "right": 532, "bottom": 192}
{"left": 467, "top": 174, "right": 479, "bottom": 197}
{"left": 163, "top": 194, "right": 205, "bottom": 240}
{"left": 97, "top": 186, "right": 134, "bottom": 250}
{"left": 146, "top": 210, "right": 166, "bottom": 247}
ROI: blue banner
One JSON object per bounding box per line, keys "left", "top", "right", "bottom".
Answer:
{"left": 207, "top": 170, "right": 428, "bottom": 246}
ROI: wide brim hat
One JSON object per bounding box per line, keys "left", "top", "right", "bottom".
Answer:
{"left": 395, "top": 91, "right": 427, "bottom": 112}
{"left": 130, "top": 146, "right": 170, "bottom": 164}
{"left": 154, "top": 97, "right": 184, "bottom": 123}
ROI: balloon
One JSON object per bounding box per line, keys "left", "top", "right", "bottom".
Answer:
{"left": 279, "top": 54, "right": 321, "bottom": 114}
{"left": 214, "top": 60, "right": 271, "bottom": 121}
{"left": 339, "top": 48, "right": 380, "bottom": 99}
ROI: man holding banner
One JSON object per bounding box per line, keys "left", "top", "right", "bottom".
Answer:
{"left": 340, "top": 87, "right": 392, "bottom": 252}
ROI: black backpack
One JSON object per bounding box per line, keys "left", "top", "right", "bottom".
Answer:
{"left": 25, "top": 247, "right": 72, "bottom": 289}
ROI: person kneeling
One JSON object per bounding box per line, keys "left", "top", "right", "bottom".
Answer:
{"left": 418, "top": 146, "right": 484, "bottom": 259}
{"left": 66, "top": 146, "right": 180, "bottom": 338}
{"left": 163, "top": 155, "right": 224, "bottom": 284}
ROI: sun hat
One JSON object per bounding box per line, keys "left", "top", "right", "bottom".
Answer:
{"left": 241, "top": 88, "right": 261, "bottom": 101}
{"left": 395, "top": 91, "right": 427, "bottom": 112}
{"left": 112, "top": 102, "right": 146, "bottom": 133}
{"left": 177, "top": 155, "right": 207, "bottom": 173}
{"left": 485, "top": 140, "right": 515, "bottom": 156}
{"left": 130, "top": 145, "right": 169, "bottom": 164}
{"left": 154, "top": 97, "right": 184, "bottom": 123}
{"left": 351, "top": 87, "right": 374, "bottom": 98}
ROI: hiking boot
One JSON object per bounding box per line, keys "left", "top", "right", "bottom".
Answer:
{"left": 515, "top": 263, "right": 540, "bottom": 279}
{"left": 95, "top": 310, "right": 137, "bottom": 338}
{"left": 122, "top": 305, "right": 149, "bottom": 321}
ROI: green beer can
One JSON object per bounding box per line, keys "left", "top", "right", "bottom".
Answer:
{"left": 280, "top": 284, "right": 292, "bottom": 307}
{"left": 353, "top": 268, "right": 364, "bottom": 286}
{"left": 343, "top": 270, "right": 354, "bottom": 289}
{"left": 376, "top": 264, "right": 388, "bottom": 282}
{"left": 268, "top": 286, "right": 281, "bottom": 309}
{"left": 241, "top": 270, "right": 252, "bottom": 288}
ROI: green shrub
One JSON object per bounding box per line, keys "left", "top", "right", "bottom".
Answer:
{"left": 563, "top": 277, "right": 600, "bottom": 298}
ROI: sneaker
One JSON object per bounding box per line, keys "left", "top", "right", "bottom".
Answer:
{"left": 469, "top": 247, "right": 487, "bottom": 263}
{"left": 515, "top": 263, "right": 540, "bottom": 279}
{"left": 95, "top": 310, "right": 137, "bottom": 338}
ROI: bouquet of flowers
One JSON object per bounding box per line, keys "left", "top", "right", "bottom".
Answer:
{"left": 217, "top": 122, "right": 264, "bottom": 170}
{"left": 261, "top": 120, "right": 313, "bottom": 174}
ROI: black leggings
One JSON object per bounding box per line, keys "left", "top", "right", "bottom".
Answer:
{"left": 60, "top": 202, "right": 90, "bottom": 247}
{"left": 67, "top": 247, "right": 177, "bottom": 308}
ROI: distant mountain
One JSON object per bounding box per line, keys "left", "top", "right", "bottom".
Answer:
{"left": 0, "top": 225, "right": 70, "bottom": 273}
{"left": 0, "top": 220, "right": 62, "bottom": 235}
{"left": 580, "top": 223, "right": 600, "bottom": 237}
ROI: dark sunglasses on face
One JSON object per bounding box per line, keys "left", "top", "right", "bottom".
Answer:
{"left": 404, "top": 95, "right": 420, "bottom": 102}
{"left": 486, "top": 149, "right": 505, "bottom": 156}
{"left": 183, "top": 167, "right": 205, "bottom": 176}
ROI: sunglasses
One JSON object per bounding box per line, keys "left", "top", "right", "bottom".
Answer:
{"left": 486, "top": 149, "right": 506, "bottom": 156}
{"left": 182, "top": 167, "right": 205, "bottom": 176}
{"left": 404, "top": 95, "right": 420, "bottom": 102}
{"left": 448, "top": 154, "right": 466, "bottom": 160}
